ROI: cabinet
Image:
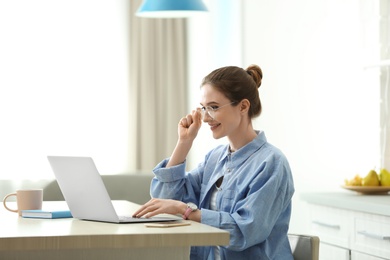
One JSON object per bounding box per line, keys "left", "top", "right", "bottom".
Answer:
{"left": 301, "top": 193, "right": 390, "bottom": 260}
{"left": 320, "top": 242, "right": 350, "bottom": 260}
{"left": 309, "top": 204, "right": 351, "bottom": 260}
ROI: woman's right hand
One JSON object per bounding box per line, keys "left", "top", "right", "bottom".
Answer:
{"left": 166, "top": 109, "right": 202, "bottom": 167}
{"left": 177, "top": 108, "right": 202, "bottom": 142}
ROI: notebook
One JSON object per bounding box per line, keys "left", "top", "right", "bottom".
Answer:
{"left": 47, "top": 156, "right": 178, "bottom": 223}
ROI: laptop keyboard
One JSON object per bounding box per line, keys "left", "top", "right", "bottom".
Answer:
{"left": 119, "top": 215, "right": 138, "bottom": 221}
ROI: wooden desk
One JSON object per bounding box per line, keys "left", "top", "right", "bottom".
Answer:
{"left": 0, "top": 201, "right": 229, "bottom": 260}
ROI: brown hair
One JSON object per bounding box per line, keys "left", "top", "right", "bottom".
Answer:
{"left": 201, "top": 64, "right": 263, "bottom": 118}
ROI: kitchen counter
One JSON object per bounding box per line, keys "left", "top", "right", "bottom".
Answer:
{"left": 300, "top": 192, "right": 390, "bottom": 217}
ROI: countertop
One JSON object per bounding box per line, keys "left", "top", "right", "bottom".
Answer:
{"left": 300, "top": 192, "right": 390, "bottom": 217}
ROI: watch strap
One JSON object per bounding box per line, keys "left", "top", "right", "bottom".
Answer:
{"left": 182, "top": 207, "right": 193, "bottom": 220}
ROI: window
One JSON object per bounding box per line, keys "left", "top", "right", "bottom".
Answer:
{"left": 0, "top": 0, "right": 130, "bottom": 179}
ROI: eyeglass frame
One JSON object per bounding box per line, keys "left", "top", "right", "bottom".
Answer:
{"left": 200, "top": 101, "right": 237, "bottom": 120}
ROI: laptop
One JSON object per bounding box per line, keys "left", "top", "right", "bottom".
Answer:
{"left": 47, "top": 156, "right": 179, "bottom": 223}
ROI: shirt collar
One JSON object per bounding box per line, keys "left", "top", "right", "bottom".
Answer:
{"left": 218, "top": 130, "right": 267, "bottom": 165}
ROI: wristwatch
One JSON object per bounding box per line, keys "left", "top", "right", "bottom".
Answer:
{"left": 183, "top": 202, "right": 198, "bottom": 220}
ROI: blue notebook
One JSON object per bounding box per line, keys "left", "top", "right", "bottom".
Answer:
{"left": 21, "top": 210, "right": 73, "bottom": 219}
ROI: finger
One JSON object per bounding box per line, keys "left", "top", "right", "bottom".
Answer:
{"left": 180, "top": 117, "right": 189, "bottom": 128}
{"left": 132, "top": 205, "right": 147, "bottom": 217}
{"left": 192, "top": 109, "right": 202, "bottom": 125}
{"left": 132, "top": 199, "right": 157, "bottom": 217}
{"left": 144, "top": 210, "right": 160, "bottom": 218}
{"left": 186, "top": 114, "right": 193, "bottom": 126}
{"left": 135, "top": 205, "right": 162, "bottom": 218}
{"left": 133, "top": 205, "right": 156, "bottom": 218}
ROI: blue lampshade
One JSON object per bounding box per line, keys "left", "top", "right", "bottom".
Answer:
{"left": 136, "top": 0, "right": 208, "bottom": 18}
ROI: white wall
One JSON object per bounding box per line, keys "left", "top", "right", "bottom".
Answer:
{"left": 242, "top": 0, "right": 382, "bottom": 233}
{"left": 187, "top": 0, "right": 243, "bottom": 169}
{"left": 188, "top": 0, "right": 383, "bottom": 234}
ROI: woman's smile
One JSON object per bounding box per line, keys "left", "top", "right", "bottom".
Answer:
{"left": 209, "top": 122, "right": 221, "bottom": 131}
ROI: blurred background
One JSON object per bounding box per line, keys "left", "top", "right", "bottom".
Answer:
{"left": 0, "top": 0, "right": 388, "bottom": 233}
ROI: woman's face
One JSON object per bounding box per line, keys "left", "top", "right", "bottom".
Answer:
{"left": 200, "top": 84, "right": 241, "bottom": 139}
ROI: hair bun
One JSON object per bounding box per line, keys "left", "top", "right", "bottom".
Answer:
{"left": 246, "top": 64, "right": 263, "bottom": 88}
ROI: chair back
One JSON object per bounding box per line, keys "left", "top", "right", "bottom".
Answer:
{"left": 288, "top": 234, "right": 320, "bottom": 260}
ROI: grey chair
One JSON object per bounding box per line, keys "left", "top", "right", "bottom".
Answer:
{"left": 288, "top": 234, "right": 320, "bottom": 260}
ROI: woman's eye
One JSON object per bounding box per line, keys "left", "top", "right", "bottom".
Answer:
{"left": 211, "top": 106, "right": 219, "bottom": 110}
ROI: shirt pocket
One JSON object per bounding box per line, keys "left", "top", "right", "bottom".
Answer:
{"left": 220, "top": 189, "right": 236, "bottom": 212}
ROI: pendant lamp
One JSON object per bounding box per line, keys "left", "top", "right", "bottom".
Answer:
{"left": 136, "top": 0, "right": 208, "bottom": 18}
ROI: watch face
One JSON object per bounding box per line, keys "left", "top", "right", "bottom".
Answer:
{"left": 187, "top": 202, "right": 198, "bottom": 211}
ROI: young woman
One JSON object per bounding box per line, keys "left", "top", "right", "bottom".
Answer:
{"left": 133, "top": 65, "right": 295, "bottom": 260}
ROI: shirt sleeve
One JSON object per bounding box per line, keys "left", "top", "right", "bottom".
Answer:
{"left": 150, "top": 158, "right": 203, "bottom": 204}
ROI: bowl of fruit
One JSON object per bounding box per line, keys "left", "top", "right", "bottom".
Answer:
{"left": 343, "top": 168, "right": 390, "bottom": 194}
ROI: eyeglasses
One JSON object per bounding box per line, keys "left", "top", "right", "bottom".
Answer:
{"left": 200, "top": 102, "right": 236, "bottom": 120}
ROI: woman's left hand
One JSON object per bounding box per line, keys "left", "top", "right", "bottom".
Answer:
{"left": 132, "top": 198, "right": 186, "bottom": 218}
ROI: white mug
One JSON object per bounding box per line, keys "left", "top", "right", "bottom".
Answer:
{"left": 3, "top": 189, "right": 43, "bottom": 216}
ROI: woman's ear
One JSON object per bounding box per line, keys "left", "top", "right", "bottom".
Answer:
{"left": 239, "top": 99, "right": 250, "bottom": 114}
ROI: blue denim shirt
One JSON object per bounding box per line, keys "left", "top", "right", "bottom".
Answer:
{"left": 151, "top": 131, "right": 294, "bottom": 260}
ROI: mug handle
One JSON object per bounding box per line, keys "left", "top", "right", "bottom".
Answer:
{"left": 3, "top": 193, "right": 18, "bottom": 213}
